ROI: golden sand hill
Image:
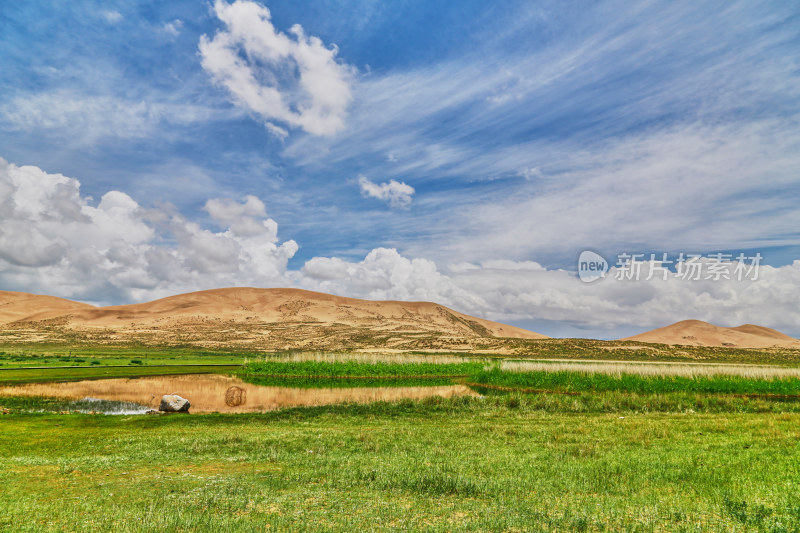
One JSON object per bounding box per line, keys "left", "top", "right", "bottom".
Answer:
{"left": 0, "top": 288, "right": 546, "bottom": 352}
{"left": 0, "top": 291, "right": 95, "bottom": 323}
{"left": 623, "top": 320, "right": 800, "bottom": 349}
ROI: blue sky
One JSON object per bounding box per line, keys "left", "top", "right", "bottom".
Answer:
{"left": 1, "top": 1, "right": 799, "bottom": 338}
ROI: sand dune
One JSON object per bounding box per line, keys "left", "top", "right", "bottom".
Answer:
{"left": 0, "top": 287, "right": 546, "bottom": 342}
{"left": 0, "top": 291, "right": 94, "bottom": 324}
{"left": 623, "top": 320, "right": 800, "bottom": 348}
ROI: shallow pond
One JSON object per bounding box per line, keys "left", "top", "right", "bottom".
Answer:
{"left": 0, "top": 373, "right": 476, "bottom": 413}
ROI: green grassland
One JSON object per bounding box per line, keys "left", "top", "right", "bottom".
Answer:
{"left": 0, "top": 344, "right": 248, "bottom": 384}
{"left": 0, "top": 343, "right": 251, "bottom": 367}
{"left": 1, "top": 401, "right": 800, "bottom": 532}
{"left": 0, "top": 364, "right": 242, "bottom": 385}
{"left": 3, "top": 347, "right": 800, "bottom": 531}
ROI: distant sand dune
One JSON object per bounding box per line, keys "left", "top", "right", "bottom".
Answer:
{"left": 0, "top": 287, "right": 546, "bottom": 341}
{"left": 623, "top": 320, "right": 800, "bottom": 348}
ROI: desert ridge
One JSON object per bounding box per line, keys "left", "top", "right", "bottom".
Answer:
{"left": 0, "top": 290, "right": 95, "bottom": 324}
{"left": 3, "top": 288, "right": 799, "bottom": 349}
{"left": 0, "top": 287, "right": 547, "bottom": 340}
{"left": 623, "top": 319, "right": 800, "bottom": 349}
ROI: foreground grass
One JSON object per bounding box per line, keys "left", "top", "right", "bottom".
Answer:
{"left": 1, "top": 400, "right": 799, "bottom": 532}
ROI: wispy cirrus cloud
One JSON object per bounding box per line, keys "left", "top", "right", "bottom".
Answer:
{"left": 100, "top": 10, "right": 123, "bottom": 24}
{"left": 281, "top": 0, "right": 800, "bottom": 265}
{"left": 0, "top": 90, "right": 225, "bottom": 146}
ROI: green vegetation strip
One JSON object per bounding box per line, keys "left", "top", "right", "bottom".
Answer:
{"left": 472, "top": 367, "right": 800, "bottom": 396}
{"left": 239, "top": 360, "right": 483, "bottom": 389}
{"left": 0, "top": 365, "right": 241, "bottom": 385}
{"left": 0, "top": 363, "right": 243, "bottom": 370}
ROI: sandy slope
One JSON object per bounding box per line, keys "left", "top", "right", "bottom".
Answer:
{"left": 0, "top": 291, "right": 94, "bottom": 324}
{"left": 623, "top": 320, "right": 800, "bottom": 348}
{"left": 0, "top": 287, "right": 546, "bottom": 340}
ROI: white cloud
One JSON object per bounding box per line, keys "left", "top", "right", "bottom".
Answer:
{"left": 298, "top": 249, "right": 800, "bottom": 338}
{"left": 298, "top": 248, "right": 486, "bottom": 311}
{"left": 478, "top": 259, "right": 546, "bottom": 271}
{"left": 204, "top": 195, "right": 273, "bottom": 237}
{"left": 280, "top": 1, "right": 800, "bottom": 267}
{"left": 2, "top": 92, "right": 156, "bottom": 141}
{"left": 198, "top": 0, "right": 355, "bottom": 136}
{"left": 162, "top": 19, "right": 183, "bottom": 37}
{"left": 437, "top": 119, "right": 800, "bottom": 263}
{"left": 3, "top": 158, "right": 800, "bottom": 338}
{"left": 0, "top": 158, "right": 297, "bottom": 303}
{"left": 0, "top": 90, "right": 223, "bottom": 146}
{"left": 443, "top": 258, "right": 800, "bottom": 338}
{"left": 358, "top": 175, "right": 415, "bottom": 208}
{"left": 101, "top": 11, "right": 123, "bottom": 24}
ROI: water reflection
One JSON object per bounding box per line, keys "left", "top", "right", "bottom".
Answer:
{"left": 0, "top": 374, "right": 476, "bottom": 413}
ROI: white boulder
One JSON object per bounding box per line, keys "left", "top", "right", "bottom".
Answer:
{"left": 159, "top": 394, "right": 190, "bottom": 413}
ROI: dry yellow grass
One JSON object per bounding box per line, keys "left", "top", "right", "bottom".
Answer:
{"left": 0, "top": 373, "right": 476, "bottom": 413}
{"left": 500, "top": 360, "right": 800, "bottom": 379}
{"left": 265, "top": 351, "right": 480, "bottom": 365}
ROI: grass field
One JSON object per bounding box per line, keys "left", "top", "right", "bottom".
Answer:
{"left": 0, "top": 344, "right": 250, "bottom": 368}
{"left": 0, "top": 364, "right": 242, "bottom": 385}
{"left": 1, "top": 401, "right": 799, "bottom": 532}
{"left": 3, "top": 349, "right": 800, "bottom": 531}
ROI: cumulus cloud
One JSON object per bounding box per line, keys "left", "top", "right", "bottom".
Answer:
{"left": 0, "top": 158, "right": 297, "bottom": 303}
{"left": 204, "top": 195, "right": 273, "bottom": 237}
{"left": 199, "top": 0, "right": 354, "bottom": 136}
{"left": 443, "top": 258, "right": 800, "bottom": 338}
{"left": 299, "top": 249, "right": 800, "bottom": 338}
{"left": 358, "top": 175, "right": 415, "bottom": 208}
{"left": 299, "top": 248, "right": 486, "bottom": 311}
{"left": 3, "top": 158, "right": 800, "bottom": 338}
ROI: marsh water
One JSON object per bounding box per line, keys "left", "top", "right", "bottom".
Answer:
{"left": 0, "top": 374, "right": 476, "bottom": 413}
